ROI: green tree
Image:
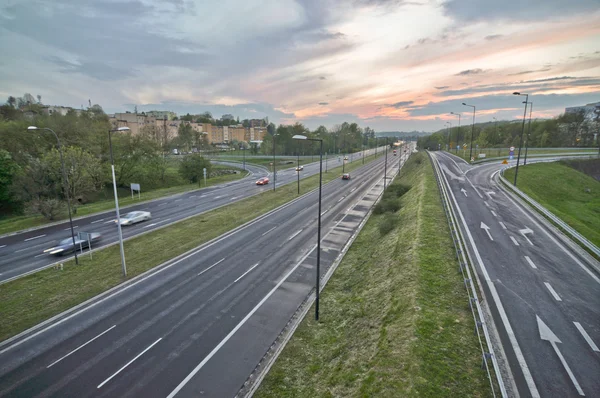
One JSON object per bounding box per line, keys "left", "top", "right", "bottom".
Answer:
{"left": 0, "top": 149, "right": 19, "bottom": 214}
{"left": 179, "top": 154, "right": 211, "bottom": 184}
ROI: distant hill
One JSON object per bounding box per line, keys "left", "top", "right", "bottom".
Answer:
{"left": 375, "top": 131, "right": 429, "bottom": 139}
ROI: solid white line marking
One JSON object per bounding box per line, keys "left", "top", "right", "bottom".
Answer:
{"left": 261, "top": 227, "right": 277, "bottom": 237}
{"left": 198, "top": 258, "right": 225, "bottom": 276}
{"left": 234, "top": 263, "right": 259, "bottom": 283}
{"left": 48, "top": 325, "right": 116, "bottom": 368}
{"left": 524, "top": 256, "right": 538, "bottom": 269}
{"left": 91, "top": 219, "right": 104, "bottom": 224}
{"left": 15, "top": 248, "right": 31, "bottom": 253}
{"left": 491, "top": 210, "right": 497, "bottom": 217}
{"left": 230, "top": 196, "right": 239, "bottom": 201}
{"left": 24, "top": 235, "right": 45, "bottom": 242}
{"left": 34, "top": 253, "right": 45, "bottom": 258}
{"left": 103, "top": 220, "right": 115, "bottom": 224}
{"left": 97, "top": 338, "right": 162, "bottom": 389}
{"left": 573, "top": 322, "right": 599, "bottom": 352}
{"left": 499, "top": 222, "right": 507, "bottom": 230}
{"left": 143, "top": 223, "right": 157, "bottom": 229}
{"left": 64, "top": 226, "right": 79, "bottom": 231}
{"left": 510, "top": 236, "right": 520, "bottom": 246}
{"left": 287, "top": 229, "right": 303, "bottom": 241}
{"left": 544, "top": 282, "right": 562, "bottom": 301}
{"left": 214, "top": 196, "right": 223, "bottom": 199}
{"left": 321, "top": 210, "right": 328, "bottom": 216}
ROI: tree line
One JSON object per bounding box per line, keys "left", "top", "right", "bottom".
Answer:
{"left": 417, "top": 109, "right": 600, "bottom": 151}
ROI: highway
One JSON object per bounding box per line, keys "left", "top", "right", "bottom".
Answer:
{"left": 0, "top": 146, "right": 410, "bottom": 397}
{"left": 431, "top": 151, "right": 600, "bottom": 398}
{"left": 0, "top": 147, "right": 383, "bottom": 283}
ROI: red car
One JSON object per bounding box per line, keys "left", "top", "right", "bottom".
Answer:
{"left": 256, "top": 177, "right": 270, "bottom": 185}
{"left": 342, "top": 173, "right": 351, "bottom": 180}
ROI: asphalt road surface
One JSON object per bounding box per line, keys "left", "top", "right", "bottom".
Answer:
{"left": 432, "top": 151, "right": 600, "bottom": 398}
{"left": 0, "top": 146, "right": 410, "bottom": 398}
{"left": 0, "top": 147, "right": 385, "bottom": 283}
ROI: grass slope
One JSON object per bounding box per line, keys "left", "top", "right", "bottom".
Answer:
{"left": 255, "top": 152, "right": 492, "bottom": 398}
{"left": 0, "top": 153, "right": 383, "bottom": 342}
{"left": 503, "top": 160, "right": 600, "bottom": 248}
{"left": 0, "top": 166, "right": 246, "bottom": 236}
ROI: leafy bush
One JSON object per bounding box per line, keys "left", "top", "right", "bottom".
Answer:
{"left": 374, "top": 198, "right": 401, "bottom": 214}
{"left": 379, "top": 214, "right": 398, "bottom": 235}
{"left": 387, "top": 183, "right": 411, "bottom": 198}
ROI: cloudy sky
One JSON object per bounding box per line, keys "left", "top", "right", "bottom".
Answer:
{"left": 1, "top": 0, "right": 599, "bottom": 132}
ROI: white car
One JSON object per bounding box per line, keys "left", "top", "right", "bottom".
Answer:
{"left": 116, "top": 211, "right": 151, "bottom": 226}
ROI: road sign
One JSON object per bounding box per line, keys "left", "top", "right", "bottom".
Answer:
{"left": 130, "top": 183, "right": 141, "bottom": 199}
{"left": 471, "top": 157, "right": 475, "bottom": 162}
{"left": 510, "top": 146, "right": 515, "bottom": 151}
{"left": 203, "top": 167, "right": 207, "bottom": 187}
{"left": 463, "top": 143, "right": 467, "bottom": 148}
{"left": 502, "top": 159, "right": 508, "bottom": 164}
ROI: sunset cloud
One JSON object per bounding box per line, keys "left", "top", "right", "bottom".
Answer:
{"left": 0, "top": 0, "right": 598, "bottom": 132}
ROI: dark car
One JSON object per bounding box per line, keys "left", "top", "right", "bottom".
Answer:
{"left": 342, "top": 173, "right": 351, "bottom": 180}
{"left": 44, "top": 232, "right": 102, "bottom": 256}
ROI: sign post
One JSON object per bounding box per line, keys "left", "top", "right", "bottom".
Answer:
{"left": 509, "top": 146, "right": 515, "bottom": 160}
{"left": 130, "top": 183, "right": 141, "bottom": 199}
{"left": 203, "top": 168, "right": 207, "bottom": 187}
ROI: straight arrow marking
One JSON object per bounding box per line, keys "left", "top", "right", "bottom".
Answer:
{"left": 460, "top": 188, "right": 468, "bottom": 197}
{"left": 480, "top": 222, "right": 493, "bottom": 241}
{"left": 519, "top": 227, "right": 534, "bottom": 245}
{"left": 537, "top": 315, "right": 585, "bottom": 396}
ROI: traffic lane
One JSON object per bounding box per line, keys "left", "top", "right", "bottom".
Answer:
{"left": 0, "top": 150, "right": 390, "bottom": 375}
{"left": 438, "top": 154, "right": 600, "bottom": 397}
{"left": 0, "top": 153, "right": 386, "bottom": 397}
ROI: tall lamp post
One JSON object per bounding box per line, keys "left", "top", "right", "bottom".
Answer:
{"left": 108, "top": 126, "right": 131, "bottom": 277}
{"left": 292, "top": 134, "right": 323, "bottom": 321}
{"left": 450, "top": 111, "right": 461, "bottom": 153}
{"left": 297, "top": 151, "right": 300, "bottom": 195}
{"left": 27, "top": 126, "right": 79, "bottom": 265}
{"left": 445, "top": 121, "right": 451, "bottom": 150}
{"left": 523, "top": 101, "right": 533, "bottom": 165}
{"left": 384, "top": 137, "right": 389, "bottom": 190}
{"left": 462, "top": 103, "right": 476, "bottom": 162}
{"left": 513, "top": 92, "right": 529, "bottom": 186}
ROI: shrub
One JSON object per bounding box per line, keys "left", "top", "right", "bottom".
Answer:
{"left": 379, "top": 214, "right": 398, "bottom": 235}
{"left": 387, "top": 183, "right": 411, "bottom": 198}
{"left": 374, "top": 198, "right": 401, "bottom": 214}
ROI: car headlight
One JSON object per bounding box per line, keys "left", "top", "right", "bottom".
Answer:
{"left": 50, "top": 248, "right": 64, "bottom": 254}
{"left": 43, "top": 247, "right": 56, "bottom": 253}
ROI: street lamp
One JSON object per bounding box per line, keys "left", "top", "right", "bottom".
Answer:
{"left": 108, "top": 126, "right": 131, "bottom": 278}
{"left": 523, "top": 101, "right": 533, "bottom": 165}
{"left": 445, "top": 121, "right": 451, "bottom": 151}
{"left": 513, "top": 92, "right": 529, "bottom": 186}
{"left": 462, "top": 103, "right": 476, "bottom": 162}
{"left": 271, "top": 132, "right": 279, "bottom": 192}
{"left": 27, "top": 126, "right": 79, "bottom": 265}
{"left": 297, "top": 151, "right": 300, "bottom": 195}
{"left": 292, "top": 134, "right": 323, "bottom": 321}
{"left": 384, "top": 137, "right": 389, "bottom": 190}
{"left": 450, "top": 112, "right": 461, "bottom": 153}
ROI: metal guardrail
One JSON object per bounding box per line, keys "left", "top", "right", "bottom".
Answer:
{"left": 498, "top": 169, "right": 600, "bottom": 258}
{"left": 428, "top": 151, "right": 507, "bottom": 398}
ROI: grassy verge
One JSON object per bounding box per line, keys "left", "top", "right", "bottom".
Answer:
{"left": 255, "top": 152, "right": 493, "bottom": 398}
{"left": 503, "top": 160, "right": 600, "bottom": 248}
{"left": 0, "top": 152, "right": 384, "bottom": 343}
{"left": 0, "top": 166, "right": 247, "bottom": 236}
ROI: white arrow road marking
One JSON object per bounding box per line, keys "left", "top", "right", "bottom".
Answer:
{"left": 480, "top": 222, "right": 493, "bottom": 241}
{"left": 460, "top": 188, "right": 468, "bottom": 197}
{"left": 544, "top": 282, "right": 562, "bottom": 301}
{"left": 524, "top": 256, "right": 538, "bottom": 269}
{"left": 537, "top": 316, "right": 585, "bottom": 396}
{"left": 573, "top": 322, "right": 599, "bottom": 352}
{"left": 519, "top": 227, "right": 534, "bottom": 245}
{"left": 485, "top": 191, "right": 496, "bottom": 199}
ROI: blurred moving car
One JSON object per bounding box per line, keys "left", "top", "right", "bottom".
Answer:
{"left": 44, "top": 232, "right": 102, "bottom": 256}
{"left": 295, "top": 165, "right": 304, "bottom": 171}
{"left": 342, "top": 173, "right": 351, "bottom": 180}
{"left": 116, "top": 211, "right": 151, "bottom": 226}
{"left": 256, "top": 177, "right": 270, "bottom": 185}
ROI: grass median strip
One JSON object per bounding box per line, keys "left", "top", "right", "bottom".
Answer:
{"left": 0, "top": 166, "right": 248, "bottom": 236}
{"left": 0, "top": 153, "right": 384, "bottom": 343}
{"left": 255, "top": 152, "right": 493, "bottom": 398}
{"left": 503, "top": 159, "right": 600, "bottom": 248}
